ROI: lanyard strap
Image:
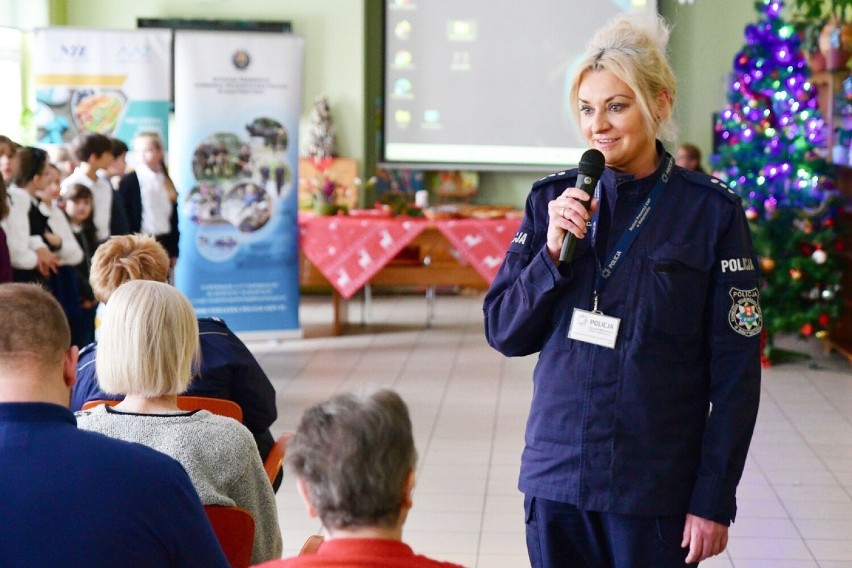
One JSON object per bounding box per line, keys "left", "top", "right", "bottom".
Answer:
{"left": 593, "top": 156, "right": 674, "bottom": 302}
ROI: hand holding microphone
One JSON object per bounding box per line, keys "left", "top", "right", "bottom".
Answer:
{"left": 557, "top": 149, "right": 605, "bottom": 263}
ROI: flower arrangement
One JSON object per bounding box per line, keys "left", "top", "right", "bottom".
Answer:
{"left": 307, "top": 171, "right": 355, "bottom": 215}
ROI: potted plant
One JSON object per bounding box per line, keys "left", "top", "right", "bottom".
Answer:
{"left": 792, "top": 0, "right": 852, "bottom": 70}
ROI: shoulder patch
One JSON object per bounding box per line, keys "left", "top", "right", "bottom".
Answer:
{"left": 78, "top": 341, "right": 98, "bottom": 357}
{"left": 531, "top": 168, "right": 577, "bottom": 190}
{"left": 680, "top": 170, "right": 740, "bottom": 203}
{"left": 728, "top": 287, "right": 762, "bottom": 336}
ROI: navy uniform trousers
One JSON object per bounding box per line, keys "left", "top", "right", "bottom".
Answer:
{"left": 525, "top": 495, "right": 696, "bottom": 567}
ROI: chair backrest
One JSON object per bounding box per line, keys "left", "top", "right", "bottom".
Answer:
{"left": 299, "top": 534, "right": 324, "bottom": 555}
{"left": 175, "top": 396, "right": 243, "bottom": 422}
{"left": 81, "top": 396, "right": 243, "bottom": 422}
{"left": 204, "top": 505, "right": 255, "bottom": 568}
{"left": 264, "top": 433, "right": 293, "bottom": 485}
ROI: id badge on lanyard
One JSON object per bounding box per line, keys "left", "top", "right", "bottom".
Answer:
{"left": 567, "top": 156, "right": 674, "bottom": 349}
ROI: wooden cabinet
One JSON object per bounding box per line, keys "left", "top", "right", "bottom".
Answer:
{"left": 811, "top": 71, "right": 848, "bottom": 152}
{"left": 812, "top": 71, "right": 852, "bottom": 360}
{"left": 823, "top": 165, "right": 852, "bottom": 361}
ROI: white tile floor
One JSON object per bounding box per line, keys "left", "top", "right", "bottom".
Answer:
{"left": 247, "top": 292, "right": 852, "bottom": 568}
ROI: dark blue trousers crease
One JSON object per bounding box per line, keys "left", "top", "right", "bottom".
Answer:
{"left": 524, "top": 495, "right": 697, "bottom": 568}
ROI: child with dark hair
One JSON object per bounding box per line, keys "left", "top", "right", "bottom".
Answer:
{"left": 8, "top": 146, "right": 59, "bottom": 283}
{"left": 62, "top": 183, "right": 98, "bottom": 345}
{"left": 37, "top": 163, "right": 87, "bottom": 346}
{"left": 60, "top": 133, "right": 115, "bottom": 243}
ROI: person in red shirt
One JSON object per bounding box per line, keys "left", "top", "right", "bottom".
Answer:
{"left": 255, "top": 390, "right": 464, "bottom": 568}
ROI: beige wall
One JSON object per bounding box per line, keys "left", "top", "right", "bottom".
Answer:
{"left": 48, "top": 0, "right": 764, "bottom": 206}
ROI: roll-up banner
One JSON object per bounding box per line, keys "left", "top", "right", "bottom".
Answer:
{"left": 174, "top": 31, "right": 304, "bottom": 338}
{"left": 32, "top": 27, "right": 171, "bottom": 146}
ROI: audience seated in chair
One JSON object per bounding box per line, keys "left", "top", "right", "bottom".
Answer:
{"left": 254, "top": 389, "right": 463, "bottom": 568}
{"left": 75, "top": 280, "right": 282, "bottom": 564}
{"left": 0, "top": 283, "right": 229, "bottom": 567}
{"left": 69, "top": 233, "right": 283, "bottom": 490}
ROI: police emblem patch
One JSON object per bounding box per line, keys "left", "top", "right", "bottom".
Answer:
{"left": 728, "top": 287, "right": 762, "bottom": 336}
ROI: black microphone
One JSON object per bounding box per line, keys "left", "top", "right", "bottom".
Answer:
{"left": 559, "top": 149, "right": 606, "bottom": 263}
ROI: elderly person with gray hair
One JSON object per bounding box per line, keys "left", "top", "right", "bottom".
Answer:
{"left": 75, "top": 280, "right": 282, "bottom": 564}
{"left": 254, "top": 389, "right": 463, "bottom": 568}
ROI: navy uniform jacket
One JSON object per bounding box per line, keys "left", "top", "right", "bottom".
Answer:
{"left": 71, "top": 317, "right": 277, "bottom": 458}
{"left": 0, "top": 402, "right": 229, "bottom": 567}
{"left": 484, "top": 148, "right": 761, "bottom": 525}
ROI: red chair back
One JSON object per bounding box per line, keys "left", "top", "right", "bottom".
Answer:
{"left": 205, "top": 505, "right": 255, "bottom": 568}
{"left": 81, "top": 396, "right": 243, "bottom": 422}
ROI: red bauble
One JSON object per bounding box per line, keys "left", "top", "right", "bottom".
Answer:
{"left": 818, "top": 313, "right": 830, "bottom": 327}
{"left": 824, "top": 218, "right": 835, "bottom": 228}
{"left": 801, "top": 243, "right": 815, "bottom": 255}
{"left": 801, "top": 323, "right": 814, "bottom": 336}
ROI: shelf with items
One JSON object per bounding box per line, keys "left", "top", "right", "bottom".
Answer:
{"left": 810, "top": 72, "right": 852, "bottom": 362}
{"left": 821, "top": 165, "right": 852, "bottom": 362}
{"left": 811, "top": 70, "right": 852, "bottom": 161}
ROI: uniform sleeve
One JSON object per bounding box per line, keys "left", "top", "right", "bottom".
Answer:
{"left": 689, "top": 201, "right": 762, "bottom": 524}
{"left": 483, "top": 189, "right": 576, "bottom": 357}
{"left": 215, "top": 322, "right": 278, "bottom": 434}
{"left": 70, "top": 345, "right": 121, "bottom": 411}
{"left": 48, "top": 207, "right": 84, "bottom": 266}
{"left": 3, "top": 191, "right": 39, "bottom": 270}
{"left": 230, "top": 428, "right": 283, "bottom": 564}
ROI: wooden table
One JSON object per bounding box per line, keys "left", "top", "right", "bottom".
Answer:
{"left": 299, "top": 214, "right": 521, "bottom": 334}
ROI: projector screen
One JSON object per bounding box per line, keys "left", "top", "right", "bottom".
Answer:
{"left": 381, "top": 0, "right": 659, "bottom": 171}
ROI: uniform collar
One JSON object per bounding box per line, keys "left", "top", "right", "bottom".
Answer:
{"left": 601, "top": 141, "right": 671, "bottom": 199}
{"left": 0, "top": 402, "right": 76, "bottom": 425}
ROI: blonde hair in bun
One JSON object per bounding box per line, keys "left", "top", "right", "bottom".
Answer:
{"left": 569, "top": 13, "right": 677, "bottom": 142}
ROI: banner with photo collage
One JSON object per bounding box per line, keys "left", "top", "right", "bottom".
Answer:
{"left": 173, "top": 31, "right": 304, "bottom": 337}
{"left": 33, "top": 27, "right": 171, "bottom": 147}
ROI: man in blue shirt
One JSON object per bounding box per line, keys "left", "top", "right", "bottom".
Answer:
{"left": 0, "top": 283, "right": 230, "bottom": 568}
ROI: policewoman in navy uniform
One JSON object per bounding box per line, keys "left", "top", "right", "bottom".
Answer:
{"left": 484, "top": 14, "right": 761, "bottom": 567}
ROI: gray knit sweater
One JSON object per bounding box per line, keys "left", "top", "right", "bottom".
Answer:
{"left": 76, "top": 405, "right": 282, "bottom": 564}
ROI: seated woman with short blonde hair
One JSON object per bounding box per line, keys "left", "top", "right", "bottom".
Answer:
{"left": 76, "top": 280, "right": 282, "bottom": 564}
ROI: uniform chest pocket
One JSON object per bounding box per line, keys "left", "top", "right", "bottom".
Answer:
{"left": 642, "top": 241, "right": 713, "bottom": 336}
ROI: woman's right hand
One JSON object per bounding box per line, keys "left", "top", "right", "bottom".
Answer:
{"left": 546, "top": 187, "right": 599, "bottom": 263}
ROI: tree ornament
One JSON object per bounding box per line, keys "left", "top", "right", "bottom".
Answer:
{"left": 789, "top": 268, "right": 802, "bottom": 280}
{"left": 811, "top": 249, "right": 828, "bottom": 264}
{"left": 816, "top": 330, "right": 828, "bottom": 339}
{"left": 746, "top": 207, "right": 759, "bottom": 221}
{"left": 760, "top": 257, "right": 776, "bottom": 272}
{"left": 807, "top": 287, "right": 820, "bottom": 300}
{"left": 801, "top": 322, "right": 814, "bottom": 336}
{"left": 822, "top": 288, "right": 835, "bottom": 300}
{"left": 818, "top": 313, "right": 830, "bottom": 327}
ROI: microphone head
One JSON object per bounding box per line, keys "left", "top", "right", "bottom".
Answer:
{"left": 578, "top": 149, "right": 605, "bottom": 178}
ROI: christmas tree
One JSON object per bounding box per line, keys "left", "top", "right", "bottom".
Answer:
{"left": 304, "top": 94, "right": 338, "bottom": 160}
{"left": 712, "top": 0, "right": 844, "bottom": 363}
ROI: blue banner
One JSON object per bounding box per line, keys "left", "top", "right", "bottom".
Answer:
{"left": 174, "top": 31, "right": 303, "bottom": 338}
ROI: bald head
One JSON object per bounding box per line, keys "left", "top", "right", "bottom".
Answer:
{"left": 0, "top": 284, "right": 70, "bottom": 374}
